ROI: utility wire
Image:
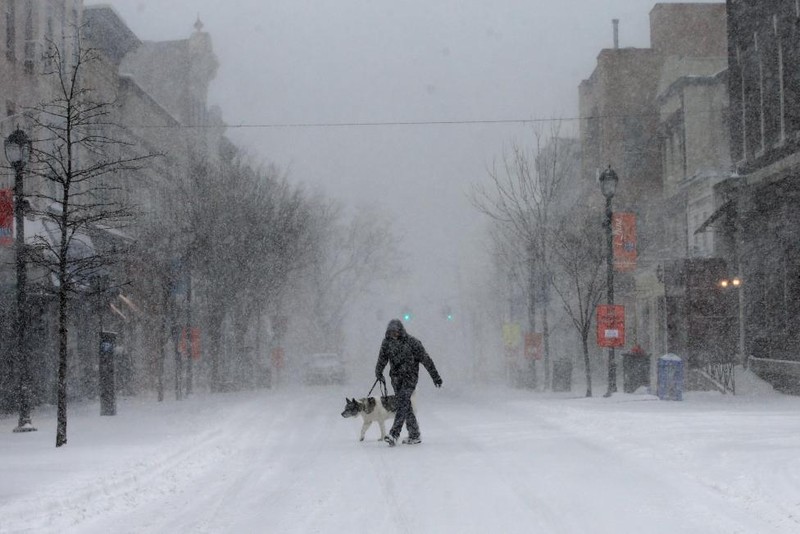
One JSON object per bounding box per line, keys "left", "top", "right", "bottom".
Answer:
{"left": 132, "top": 108, "right": 725, "bottom": 130}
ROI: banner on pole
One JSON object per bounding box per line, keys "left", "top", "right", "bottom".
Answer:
{"left": 613, "top": 212, "right": 637, "bottom": 272}
{"left": 0, "top": 189, "right": 12, "bottom": 246}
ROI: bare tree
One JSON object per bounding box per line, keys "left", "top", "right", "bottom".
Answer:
{"left": 293, "top": 198, "right": 402, "bottom": 354}
{"left": 548, "top": 211, "right": 607, "bottom": 397}
{"left": 154, "top": 154, "right": 310, "bottom": 392}
{"left": 472, "top": 123, "right": 577, "bottom": 389}
{"left": 486, "top": 221, "right": 535, "bottom": 387}
{"left": 25, "top": 43, "right": 155, "bottom": 446}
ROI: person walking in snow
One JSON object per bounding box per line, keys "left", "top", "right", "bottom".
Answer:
{"left": 375, "top": 318, "right": 442, "bottom": 446}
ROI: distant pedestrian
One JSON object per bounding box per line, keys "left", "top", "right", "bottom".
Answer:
{"left": 375, "top": 319, "right": 442, "bottom": 446}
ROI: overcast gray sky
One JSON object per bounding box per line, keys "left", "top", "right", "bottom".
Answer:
{"left": 93, "top": 0, "right": 719, "bottom": 321}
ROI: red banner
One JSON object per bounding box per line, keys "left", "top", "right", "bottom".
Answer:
{"left": 524, "top": 332, "right": 543, "bottom": 360}
{"left": 612, "top": 212, "right": 637, "bottom": 272}
{"left": 179, "top": 327, "right": 202, "bottom": 360}
{"left": 0, "top": 189, "right": 12, "bottom": 246}
{"left": 596, "top": 305, "right": 625, "bottom": 348}
{"left": 271, "top": 347, "right": 285, "bottom": 369}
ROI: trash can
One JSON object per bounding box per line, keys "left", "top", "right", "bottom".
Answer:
{"left": 657, "top": 354, "right": 684, "bottom": 401}
{"left": 623, "top": 345, "right": 650, "bottom": 393}
{"left": 552, "top": 360, "right": 573, "bottom": 392}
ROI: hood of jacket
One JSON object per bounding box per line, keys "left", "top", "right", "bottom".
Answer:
{"left": 384, "top": 319, "right": 408, "bottom": 339}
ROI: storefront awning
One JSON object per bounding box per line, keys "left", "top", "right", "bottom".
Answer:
{"left": 694, "top": 200, "right": 734, "bottom": 235}
{"left": 18, "top": 216, "right": 98, "bottom": 290}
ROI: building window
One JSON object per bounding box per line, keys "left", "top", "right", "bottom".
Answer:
{"left": 42, "top": 2, "right": 54, "bottom": 71}
{"left": 788, "top": 4, "right": 800, "bottom": 138}
{"left": 759, "top": 19, "right": 782, "bottom": 150}
{"left": 46, "top": 2, "right": 53, "bottom": 46}
{"left": 23, "top": 2, "right": 35, "bottom": 74}
{"left": 756, "top": 32, "right": 766, "bottom": 155}
{"left": 737, "top": 45, "right": 748, "bottom": 160}
{"left": 6, "top": 0, "right": 15, "bottom": 62}
{"left": 775, "top": 15, "right": 786, "bottom": 145}
{"left": 71, "top": 7, "right": 80, "bottom": 67}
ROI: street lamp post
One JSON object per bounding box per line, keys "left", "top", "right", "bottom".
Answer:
{"left": 599, "top": 166, "right": 619, "bottom": 398}
{"left": 5, "top": 128, "right": 35, "bottom": 432}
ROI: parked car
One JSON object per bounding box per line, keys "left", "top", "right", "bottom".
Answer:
{"left": 303, "top": 353, "right": 346, "bottom": 385}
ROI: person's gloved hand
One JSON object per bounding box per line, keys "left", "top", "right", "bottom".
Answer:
{"left": 434, "top": 378, "right": 442, "bottom": 388}
{"left": 377, "top": 374, "right": 386, "bottom": 383}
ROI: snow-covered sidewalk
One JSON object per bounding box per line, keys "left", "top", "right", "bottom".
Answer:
{"left": 2, "top": 374, "right": 800, "bottom": 533}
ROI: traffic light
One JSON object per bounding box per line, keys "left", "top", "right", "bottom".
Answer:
{"left": 401, "top": 306, "right": 413, "bottom": 322}
{"left": 443, "top": 305, "right": 453, "bottom": 321}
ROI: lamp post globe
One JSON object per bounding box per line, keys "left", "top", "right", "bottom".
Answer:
{"left": 6, "top": 127, "right": 36, "bottom": 432}
{"left": 600, "top": 165, "right": 618, "bottom": 397}
{"left": 5, "top": 128, "right": 31, "bottom": 168}
{"left": 599, "top": 165, "right": 618, "bottom": 200}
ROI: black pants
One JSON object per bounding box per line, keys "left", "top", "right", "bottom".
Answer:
{"left": 390, "top": 380, "right": 419, "bottom": 439}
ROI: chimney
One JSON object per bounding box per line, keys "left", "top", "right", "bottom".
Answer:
{"left": 613, "top": 19, "right": 619, "bottom": 49}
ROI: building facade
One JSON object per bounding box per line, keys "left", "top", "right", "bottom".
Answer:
{"left": 722, "top": 0, "right": 800, "bottom": 391}
{"left": 579, "top": 3, "right": 731, "bottom": 389}
{"left": 0, "top": 2, "right": 227, "bottom": 409}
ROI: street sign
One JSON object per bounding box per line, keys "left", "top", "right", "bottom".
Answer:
{"left": 597, "top": 305, "right": 625, "bottom": 348}
{"left": 502, "top": 323, "right": 521, "bottom": 349}
{"left": 524, "top": 332, "right": 543, "bottom": 360}
{"left": 271, "top": 347, "right": 285, "bottom": 369}
{"left": 179, "top": 327, "right": 202, "bottom": 360}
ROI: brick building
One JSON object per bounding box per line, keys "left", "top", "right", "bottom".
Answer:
{"left": 579, "top": 3, "right": 731, "bottom": 389}
{"left": 719, "top": 0, "right": 800, "bottom": 391}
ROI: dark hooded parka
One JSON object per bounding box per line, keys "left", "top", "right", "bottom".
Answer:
{"left": 375, "top": 319, "right": 441, "bottom": 392}
{"left": 375, "top": 319, "right": 442, "bottom": 441}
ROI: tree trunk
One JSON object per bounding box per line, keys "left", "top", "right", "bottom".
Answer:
{"left": 157, "top": 286, "right": 168, "bottom": 402}
{"left": 55, "top": 283, "right": 69, "bottom": 447}
{"left": 232, "top": 305, "right": 250, "bottom": 390}
{"left": 55, "top": 205, "right": 70, "bottom": 447}
{"left": 539, "top": 229, "right": 552, "bottom": 391}
{"left": 207, "top": 307, "right": 224, "bottom": 392}
{"left": 542, "top": 295, "right": 551, "bottom": 390}
{"left": 527, "top": 253, "right": 538, "bottom": 390}
{"left": 582, "top": 331, "right": 592, "bottom": 398}
{"left": 255, "top": 308, "right": 268, "bottom": 388}
{"left": 174, "top": 321, "right": 183, "bottom": 401}
{"left": 185, "top": 274, "right": 193, "bottom": 395}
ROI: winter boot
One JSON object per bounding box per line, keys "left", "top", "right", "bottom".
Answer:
{"left": 402, "top": 436, "right": 422, "bottom": 445}
{"left": 384, "top": 435, "right": 397, "bottom": 447}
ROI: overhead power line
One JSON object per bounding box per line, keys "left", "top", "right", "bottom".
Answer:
{"left": 133, "top": 108, "right": 724, "bottom": 130}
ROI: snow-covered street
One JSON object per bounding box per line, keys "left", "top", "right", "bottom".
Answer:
{"left": 2, "top": 378, "right": 800, "bottom": 533}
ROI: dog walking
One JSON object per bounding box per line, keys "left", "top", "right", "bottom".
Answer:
{"left": 375, "top": 319, "right": 442, "bottom": 446}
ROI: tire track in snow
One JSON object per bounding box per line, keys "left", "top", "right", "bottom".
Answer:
{"left": 111, "top": 394, "right": 313, "bottom": 533}
{"left": 369, "top": 449, "right": 414, "bottom": 534}
{"left": 4, "top": 419, "right": 239, "bottom": 533}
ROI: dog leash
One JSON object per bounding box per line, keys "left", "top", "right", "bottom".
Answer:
{"left": 367, "top": 378, "right": 389, "bottom": 398}
{"left": 366, "top": 378, "right": 380, "bottom": 397}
